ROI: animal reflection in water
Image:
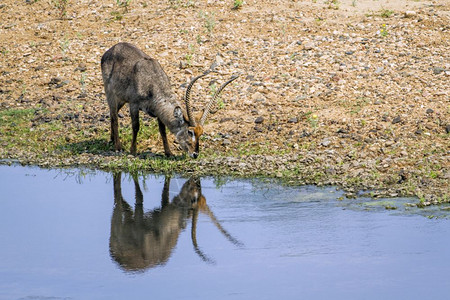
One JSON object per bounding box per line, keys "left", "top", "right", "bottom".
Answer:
{"left": 110, "top": 173, "right": 242, "bottom": 272}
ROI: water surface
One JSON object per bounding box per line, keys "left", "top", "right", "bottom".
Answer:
{"left": 1, "top": 165, "right": 449, "bottom": 300}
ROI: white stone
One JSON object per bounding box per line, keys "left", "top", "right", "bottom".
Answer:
{"left": 405, "top": 11, "right": 417, "bottom": 18}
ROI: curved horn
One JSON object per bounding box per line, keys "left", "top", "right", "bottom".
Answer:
{"left": 191, "top": 208, "right": 215, "bottom": 264}
{"left": 199, "top": 75, "right": 239, "bottom": 126}
{"left": 201, "top": 205, "right": 244, "bottom": 247}
{"left": 184, "top": 71, "right": 211, "bottom": 126}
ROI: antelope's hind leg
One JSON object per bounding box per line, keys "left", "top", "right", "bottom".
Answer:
{"left": 108, "top": 96, "right": 125, "bottom": 152}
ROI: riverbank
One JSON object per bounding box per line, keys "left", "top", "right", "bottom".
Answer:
{"left": 0, "top": 0, "right": 448, "bottom": 205}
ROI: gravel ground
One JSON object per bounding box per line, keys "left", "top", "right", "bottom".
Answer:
{"left": 0, "top": 0, "right": 448, "bottom": 204}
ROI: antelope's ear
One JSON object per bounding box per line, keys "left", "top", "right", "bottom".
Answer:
{"left": 174, "top": 106, "right": 184, "bottom": 125}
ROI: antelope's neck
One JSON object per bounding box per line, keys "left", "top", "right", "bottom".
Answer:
{"left": 150, "top": 97, "right": 187, "bottom": 134}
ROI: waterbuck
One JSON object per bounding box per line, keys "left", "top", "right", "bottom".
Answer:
{"left": 101, "top": 42, "right": 238, "bottom": 158}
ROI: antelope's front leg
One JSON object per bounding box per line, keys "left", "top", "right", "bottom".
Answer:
{"left": 157, "top": 118, "right": 174, "bottom": 157}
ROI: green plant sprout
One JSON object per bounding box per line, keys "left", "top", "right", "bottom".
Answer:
{"left": 380, "top": 24, "right": 388, "bottom": 37}
{"left": 326, "top": 0, "right": 339, "bottom": 10}
{"left": 380, "top": 9, "right": 394, "bottom": 18}
{"left": 80, "top": 72, "right": 87, "bottom": 93}
{"left": 60, "top": 35, "right": 70, "bottom": 54}
{"left": 52, "top": 0, "right": 68, "bottom": 19}
{"left": 117, "top": 0, "right": 132, "bottom": 12}
{"left": 233, "top": 0, "right": 243, "bottom": 10}
{"left": 185, "top": 44, "right": 195, "bottom": 66}
{"left": 200, "top": 11, "right": 216, "bottom": 37}
{"left": 169, "top": 0, "right": 195, "bottom": 9}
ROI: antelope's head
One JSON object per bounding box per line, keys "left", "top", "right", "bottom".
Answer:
{"left": 172, "top": 177, "right": 206, "bottom": 209}
{"left": 177, "top": 71, "right": 238, "bottom": 159}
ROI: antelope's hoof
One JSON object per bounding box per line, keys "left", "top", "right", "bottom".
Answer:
{"left": 164, "top": 151, "right": 174, "bottom": 158}
{"left": 112, "top": 141, "right": 123, "bottom": 152}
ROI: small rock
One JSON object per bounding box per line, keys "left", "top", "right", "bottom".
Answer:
{"left": 433, "top": 67, "right": 445, "bottom": 75}
{"left": 214, "top": 55, "right": 224, "bottom": 66}
{"left": 56, "top": 80, "right": 69, "bottom": 89}
{"left": 445, "top": 125, "right": 450, "bottom": 134}
{"left": 222, "top": 139, "right": 231, "bottom": 146}
{"left": 404, "top": 11, "right": 417, "bottom": 18}
{"left": 220, "top": 117, "right": 234, "bottom": 123}
{"left": 345, "top": 192, "right": 356, "bottom": 199}
{"left": 252, "top": 92, "right": 265, "bottom": 102}
{"left": 254, "top": 116, "right": 264, "bottom": 124}
{"left": 426, "top": 108, "right": 434, "bottom": 114}
{"left": 75, "top": 63, "right": 87, "bottom": 72}
{"left": 325, "top": 167, "right": 336, "bottom": 175}
{"left": 294, "top": 94, "right": 307, "bottom": 102}
{"left": 303, "top": 42, "right": 314, "bottom": 51}
{"left": 392, "top": 116, "right": 401, "bottom": 124}
{"left": 49, "top": 77, "right": 62, "bottom": 85}
{"left": 375, "top": 67, "right": 384, "bottom": 74}
{"left": 287, "top": 117, "right": 298, "bottom": 123}
{"left": 345, "top": 50, "right": 354, "bottom": 55}
{"left": 179, "top": 61, "right": 187, "bottom": 69}
{"left": 320, "top": 138, "right": 331, "bottom": 147}
{"left": 52, "top": 94, "right": 62, "bottom": 101}
{"left": 425, "top": 123, "right": 433, "bottom": 130}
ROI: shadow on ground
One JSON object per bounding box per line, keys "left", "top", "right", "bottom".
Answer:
{"left": 59, "top": 139, "right": 186, "bottom": 162}
{"left": 59, "top": 139, "right": 114, "bottom": 155}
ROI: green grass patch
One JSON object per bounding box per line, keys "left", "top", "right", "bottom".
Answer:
{"left": 0, "top": 108, "right": 36, "bottom": 118}
{"left": 380, "top": 9, "right": 394, "bottom": 18}
{"left": 60, "top": 139, "right": 113, "bottom": 155}
{"left": 0, "top": 108, "right": 38, "bottom": 149}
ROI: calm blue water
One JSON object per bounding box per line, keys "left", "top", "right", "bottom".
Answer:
{"left": 0, "top": 165, "right": 449, "bottom": 300}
